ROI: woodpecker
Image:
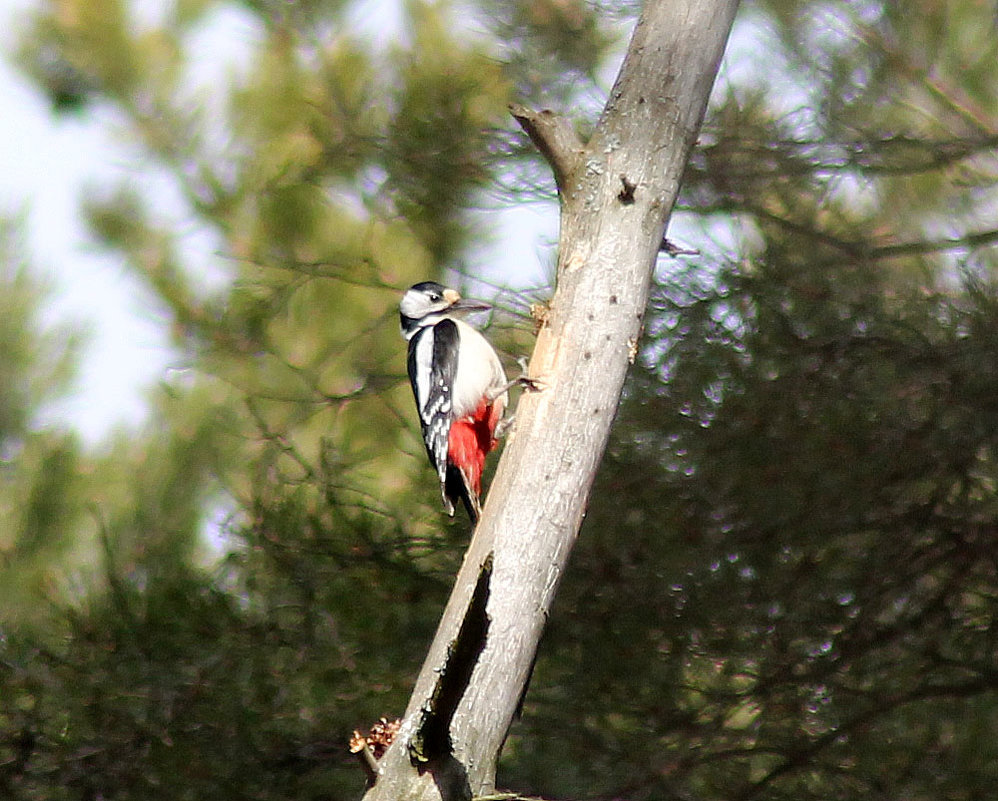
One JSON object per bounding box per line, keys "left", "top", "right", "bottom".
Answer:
{"left": 400, "top": 281, "right": 509, "bottom": 522}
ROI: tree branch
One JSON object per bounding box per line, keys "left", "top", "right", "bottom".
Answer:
{"left": 869, "top": 227, "right": 998, "bottom": 259}
{"left": 508, "top": 104, "right": 585, "bottom": 196}
{"left": 747, "top": 204, "right": 998, "bottom": 260}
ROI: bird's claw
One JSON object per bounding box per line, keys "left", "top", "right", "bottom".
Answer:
{"left": 515, "top": 357, "right": 544, "bottom": 392}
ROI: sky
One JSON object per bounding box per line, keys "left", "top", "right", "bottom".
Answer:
{"left": 0, "top": 0, "right": 176, "bottom": 442}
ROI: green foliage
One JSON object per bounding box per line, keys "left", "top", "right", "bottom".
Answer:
{"left": 509, "top": 255, "right": 998, "bottom": 799}
{"left": 3, "top": 1, "right": 998, "bottom": 800}
{"left": 0, "top": 220, "right": 88, "bottom": 628}
{"left": 0, "top": 221, "right": 79, "bottom": 439}
{"left": 0, "top": 534, "right": 452, "bottom": 799}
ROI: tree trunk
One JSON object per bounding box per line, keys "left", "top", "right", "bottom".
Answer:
{"left": 362, "top": 1, "right": 740, "bottom": 798}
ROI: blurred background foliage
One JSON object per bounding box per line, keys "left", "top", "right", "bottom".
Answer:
{"left": 2, "top": 0, "right": 998, "bottom": 799}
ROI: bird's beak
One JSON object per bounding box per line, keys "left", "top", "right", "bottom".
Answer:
{"left": 444, "top": 289, "right": 491, "bottom": 313}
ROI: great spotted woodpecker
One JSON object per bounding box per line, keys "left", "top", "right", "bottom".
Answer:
{"left": 400, "top": 281, "right": 509, "bottom": 522}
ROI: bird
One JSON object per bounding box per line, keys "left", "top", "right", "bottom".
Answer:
{"left": 400, "top": 281, "right": 510, "bottom": 522}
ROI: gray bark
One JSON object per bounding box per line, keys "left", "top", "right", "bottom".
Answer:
{"left": 363, "top": 1, "right": 740, "bottom": 798}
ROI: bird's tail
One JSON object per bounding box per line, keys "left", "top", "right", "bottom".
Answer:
{"left": 444, "top": 464, "right": 481, "bottom": 524}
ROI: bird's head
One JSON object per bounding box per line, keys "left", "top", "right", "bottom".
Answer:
{"left": 399, "top": 281, "right": 491, "bottom": 337}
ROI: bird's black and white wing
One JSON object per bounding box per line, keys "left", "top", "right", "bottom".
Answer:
{"left": 407, "top": 319, "right": 460, "bottom": 492}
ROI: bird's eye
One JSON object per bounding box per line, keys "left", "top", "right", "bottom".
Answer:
{"left": 429, "top": 293, "right": 441, "bottom": 301}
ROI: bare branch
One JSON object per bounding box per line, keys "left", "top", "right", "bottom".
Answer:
{"left": 508, "top": 104, "right": 585, "bottom": 196}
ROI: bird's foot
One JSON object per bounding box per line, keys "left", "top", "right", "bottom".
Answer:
{"left": 514, "top": 356, "right": 544, "bottom": 393}
{"left": 488, "top": 358, "right": 544, "bottom": 402}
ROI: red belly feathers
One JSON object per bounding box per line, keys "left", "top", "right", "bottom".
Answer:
{"left": 447, "top": 398, "right": 503, "bottom": 494}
